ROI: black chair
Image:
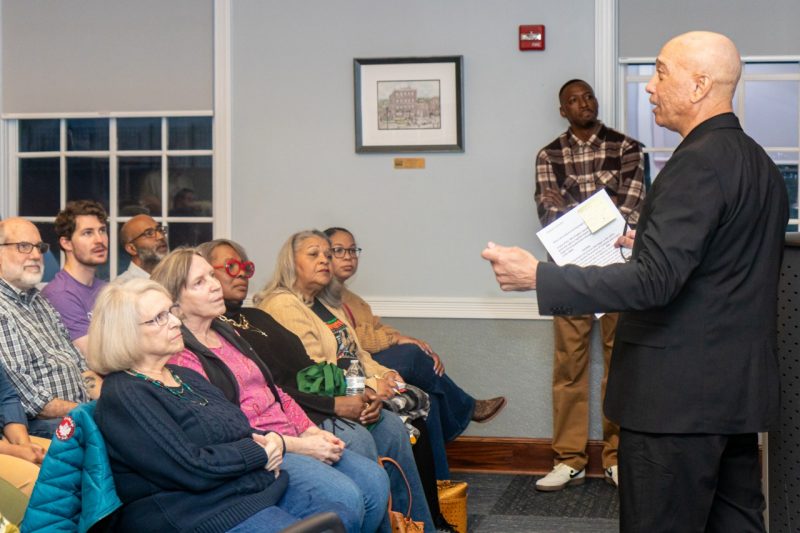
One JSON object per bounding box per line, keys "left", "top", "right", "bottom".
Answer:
{"left": 278, "top": 512, "right": 346, "bottom": 533}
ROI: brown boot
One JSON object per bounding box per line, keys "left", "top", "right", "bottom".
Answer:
{"left": 471, "top": 396, "right": 507, "bottom": 423}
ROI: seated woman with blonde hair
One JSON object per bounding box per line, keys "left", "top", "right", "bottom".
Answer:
{"left": 87, "top": 278, "right": 358, "bottom": 532}
{"left": 150, "top": 249, "right": 389, "bottom": 533}
{"left": 254, "top": 230, "right": 447, "bottom": 531}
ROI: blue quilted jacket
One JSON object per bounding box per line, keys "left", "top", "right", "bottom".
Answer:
{"left": 22, "top": 402, "right": 121, "bottom": 532}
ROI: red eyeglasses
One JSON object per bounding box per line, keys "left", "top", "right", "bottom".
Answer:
{"left": 213, "top": 259, "right": 255, "bottom": 278}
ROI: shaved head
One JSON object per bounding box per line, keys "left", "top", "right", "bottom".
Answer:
{"left": 664, "top": 31, "right": 741, "bottom": 101}
{"left": 647, "top": 31, "right": 741, "bottom": 136}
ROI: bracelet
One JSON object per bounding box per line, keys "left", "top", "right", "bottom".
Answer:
{"left": 277, "top": 433, "right": 286, "bottom": 457}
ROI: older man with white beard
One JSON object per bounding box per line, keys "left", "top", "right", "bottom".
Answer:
{"left": 0, "top": 218, "right": 96, "bottom": 438}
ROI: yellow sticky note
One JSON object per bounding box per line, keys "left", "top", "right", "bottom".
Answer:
{"left": 577, "top": 192, "right": 617, "bottom": 233}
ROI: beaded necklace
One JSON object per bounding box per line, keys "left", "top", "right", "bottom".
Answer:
{"left": 219, "top": 313, "right": 268, "bottom": 338}
{"left": 125, "top": 368, "right": 209, "bottom": 406}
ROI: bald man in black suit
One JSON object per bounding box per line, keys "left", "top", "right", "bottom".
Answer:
{"left": 483, "top": 31, "right": 788, "bottom": 532}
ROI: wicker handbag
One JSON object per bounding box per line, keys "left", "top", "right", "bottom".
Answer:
{"left": 437, "top": 480, "right": 468, "bottom": 533}
{"left": 378, "top": 457, "right": 425, "bottom": 533}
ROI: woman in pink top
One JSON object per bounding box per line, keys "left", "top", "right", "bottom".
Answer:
{"left": 151, "top": 249, "right": 390, "bottom": 533}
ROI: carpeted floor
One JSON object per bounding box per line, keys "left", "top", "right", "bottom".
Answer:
{"left": 454, "top": 472, "right": 619, "bottom": 533}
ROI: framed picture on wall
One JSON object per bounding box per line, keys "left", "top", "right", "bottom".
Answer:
{"left": 354, "top": 56, "right": 464, "bottom": 153}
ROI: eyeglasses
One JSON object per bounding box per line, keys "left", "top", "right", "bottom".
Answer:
{"left": 140, "top": 304, "right": 181, "bottom": 327}
{"left": 331, "top": 247, "right": 362, "bottom": 258}
{"left": 213, "top": 259, "right": 255, "bottom": 278}
{"left": 0, "top": 241, "right": 50, "bottom": 254}
{"left": 129, "top": 224, "right": 168, "bottom": 243}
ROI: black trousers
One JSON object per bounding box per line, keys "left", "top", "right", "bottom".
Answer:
{"left": 618, "top": 429, "right": 765, "bottom": 533}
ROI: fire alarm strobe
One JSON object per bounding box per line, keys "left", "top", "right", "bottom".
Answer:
{"left": 519, "top": 25, "right": 545, "bottom": 51}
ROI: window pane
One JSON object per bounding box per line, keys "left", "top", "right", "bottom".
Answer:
{"left": 626, "top": 64, "right": 654, "bottom": 76}
{"left": 116, "top": 221, "right": 131, "bottom": 277}
{"left": 168, "top": 156, "right": 212, "bottom": 217}
{"left": 646, "top": 151, "right": 672, "bottom": 184}
{"left": 118, "top": 117, "right": 161, "bottom": 150}
{"left": 66, "top": 157, "right": 110, "bottom": 211}
{"left": 625, "top": 82, "right": 682, "bottom": 149}
{"left": 67, "top": 119, "right": 109, "bottom": 151}
{"left": 168, "top": 222, "right": 212, "bottom": 248}
{"left": 19, "top": 158, "right": 60, "bottom": 216}
{"left": 778, "top": 163, "right": 799, "bottom": 226}
{"left": 744, "top": 81, "right": 799, "bottom": 147}
{"left": 34, "top": 222, "right": 61, "bottom": 283}
{"left": 118, "top": 156, "right": 162, "bottom": 216}
{"left": 744, "top": 63, "right": 800, "bottom": 75}
{"left": 19, "top": 119, "right": 59, "bottom": 152}
{"left": 168, "top": 117, "right": 212, "bottom": 150}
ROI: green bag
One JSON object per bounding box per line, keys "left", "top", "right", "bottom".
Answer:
{"left": 296, "top": 362, "right": 347, "bottom": 397}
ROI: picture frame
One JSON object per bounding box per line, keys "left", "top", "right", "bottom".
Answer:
{"left": 354, "top": 56, "right": 464, "bottom": 153}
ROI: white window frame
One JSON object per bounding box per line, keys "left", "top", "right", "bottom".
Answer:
{"left": 3, "top": 111, "right": 218, "bottom": 277}
{"left": 619, "top": 56, "right": 800, "bottom": 230}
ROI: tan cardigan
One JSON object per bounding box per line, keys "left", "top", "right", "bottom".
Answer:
{"left": 259, "top": 290, "right": 393, "bottom": 391}
{"left": 340, "top": 287, "right": 399, "bottom": 354}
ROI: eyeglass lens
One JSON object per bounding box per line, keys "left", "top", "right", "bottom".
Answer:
{"left": 1, "top": 242, "right": 50, "bottom": 254}
{"left": 332, "top": 247, "right": 361, "bottom": 258}
{"left": 224, "top": 259, "right": 255, "bottom": 278}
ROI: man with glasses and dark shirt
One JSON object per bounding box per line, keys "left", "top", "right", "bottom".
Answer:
{"left": 0, "top": 218, "right": 95, "bottom": 438}
{"left": 116, "top": 214, "right": 169, "bottom": 282}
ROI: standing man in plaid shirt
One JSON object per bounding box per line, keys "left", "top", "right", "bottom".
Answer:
{"left": 534, "top": 79, "right": 645, "bottom": 491}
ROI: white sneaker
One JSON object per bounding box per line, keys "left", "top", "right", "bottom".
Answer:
{"left": 535, "top": 463, "right": 585, "bottom": 492}
{"left": 605, "top": 465, "right": 618, "bottom": 487}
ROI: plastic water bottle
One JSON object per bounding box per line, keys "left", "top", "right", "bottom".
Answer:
{"left": 345, "top": 360, "right": 365, "bottom": 396}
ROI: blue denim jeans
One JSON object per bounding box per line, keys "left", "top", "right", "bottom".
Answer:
{"left": 372, "top": 344, "right": 476, "bottom": 480}
{"left": 320, "top": 410, "right": 435, "bottom": 531}
{"left": 280, "top": 450, "right": 388, "bottom": 533}
{"left": 226, "top": 493, "right": 355, "bottom": 533}
{"left": 27, "top": 417, "right": 61, "bottom": 439}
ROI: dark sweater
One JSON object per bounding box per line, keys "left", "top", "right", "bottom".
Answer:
{"left": 223, "top": 303, "right": 337, "bottom": 424}
{"left": 180, "top": 319, "right": 284, "bottom": 410}
{"left": 94, "top": 367, "right": 288, "bottom": 533}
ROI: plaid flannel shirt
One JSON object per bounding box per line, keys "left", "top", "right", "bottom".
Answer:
{"left": 535, "top": 123, "right": 645, "bottom": 228}
{"left": 0, "top": 279, "right": 88, "bottom": 418}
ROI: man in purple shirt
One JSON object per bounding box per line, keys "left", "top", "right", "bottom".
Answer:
{"left": 42, "top": 200, "right": 109, "bottom": 355}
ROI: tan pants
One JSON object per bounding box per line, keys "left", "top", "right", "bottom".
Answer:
{"left": 0, "top": 436, "right": 50, "bottom": 497}
{"left": 0, "top": 454, "right": 40, "bottom": 497}
{"left": 551, "top": 313, "right": 619, "bottom": 470}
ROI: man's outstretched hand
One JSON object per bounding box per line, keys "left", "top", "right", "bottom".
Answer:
{"left": 481, "top": 242, "right": 539, "bottom": 291}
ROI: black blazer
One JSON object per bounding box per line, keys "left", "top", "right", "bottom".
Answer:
{"left": 538, "top": 113, "right": 789, "bottom": 434}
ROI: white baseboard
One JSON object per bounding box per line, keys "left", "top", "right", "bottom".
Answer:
{"left": 244, "top": 296, "right": 546, "bottom": 320}
{"left": 367, "top": 296, "right": 544, "bottom": 320}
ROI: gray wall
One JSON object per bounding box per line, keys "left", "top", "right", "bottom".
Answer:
{"left": 384, "top": 317, "right": 609, "bottom": 438}
{"left": 619, "top": 0, "right": 800, "bottom": 57}
{"left": 230, "top": 0, "right": 601, "bottom": 439}
{"left": 231, "top": 0, "right": 595, "bottom": 299}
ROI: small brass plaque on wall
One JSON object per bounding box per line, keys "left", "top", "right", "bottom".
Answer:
{"left": 394, "top": 158, "right": 426, "bottom": 169}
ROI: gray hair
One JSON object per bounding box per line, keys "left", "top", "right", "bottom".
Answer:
{"left": 150, "top": 247, "right": 202, "bottom": 302}
{"left": 253, "top": 229, "right": 340, "bottom": 307}
{"left": 196, "top": 238, "right": 250, "bottom": 263}
{"left": 87, "top": 279, "right": 172, "bottom": 374}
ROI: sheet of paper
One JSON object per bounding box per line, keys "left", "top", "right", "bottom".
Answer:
{"left": 536, "top": 189, "right": 625, "bottom": 319}
{"left": 536, "top": 189, "right": 625, "bottom": 268}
